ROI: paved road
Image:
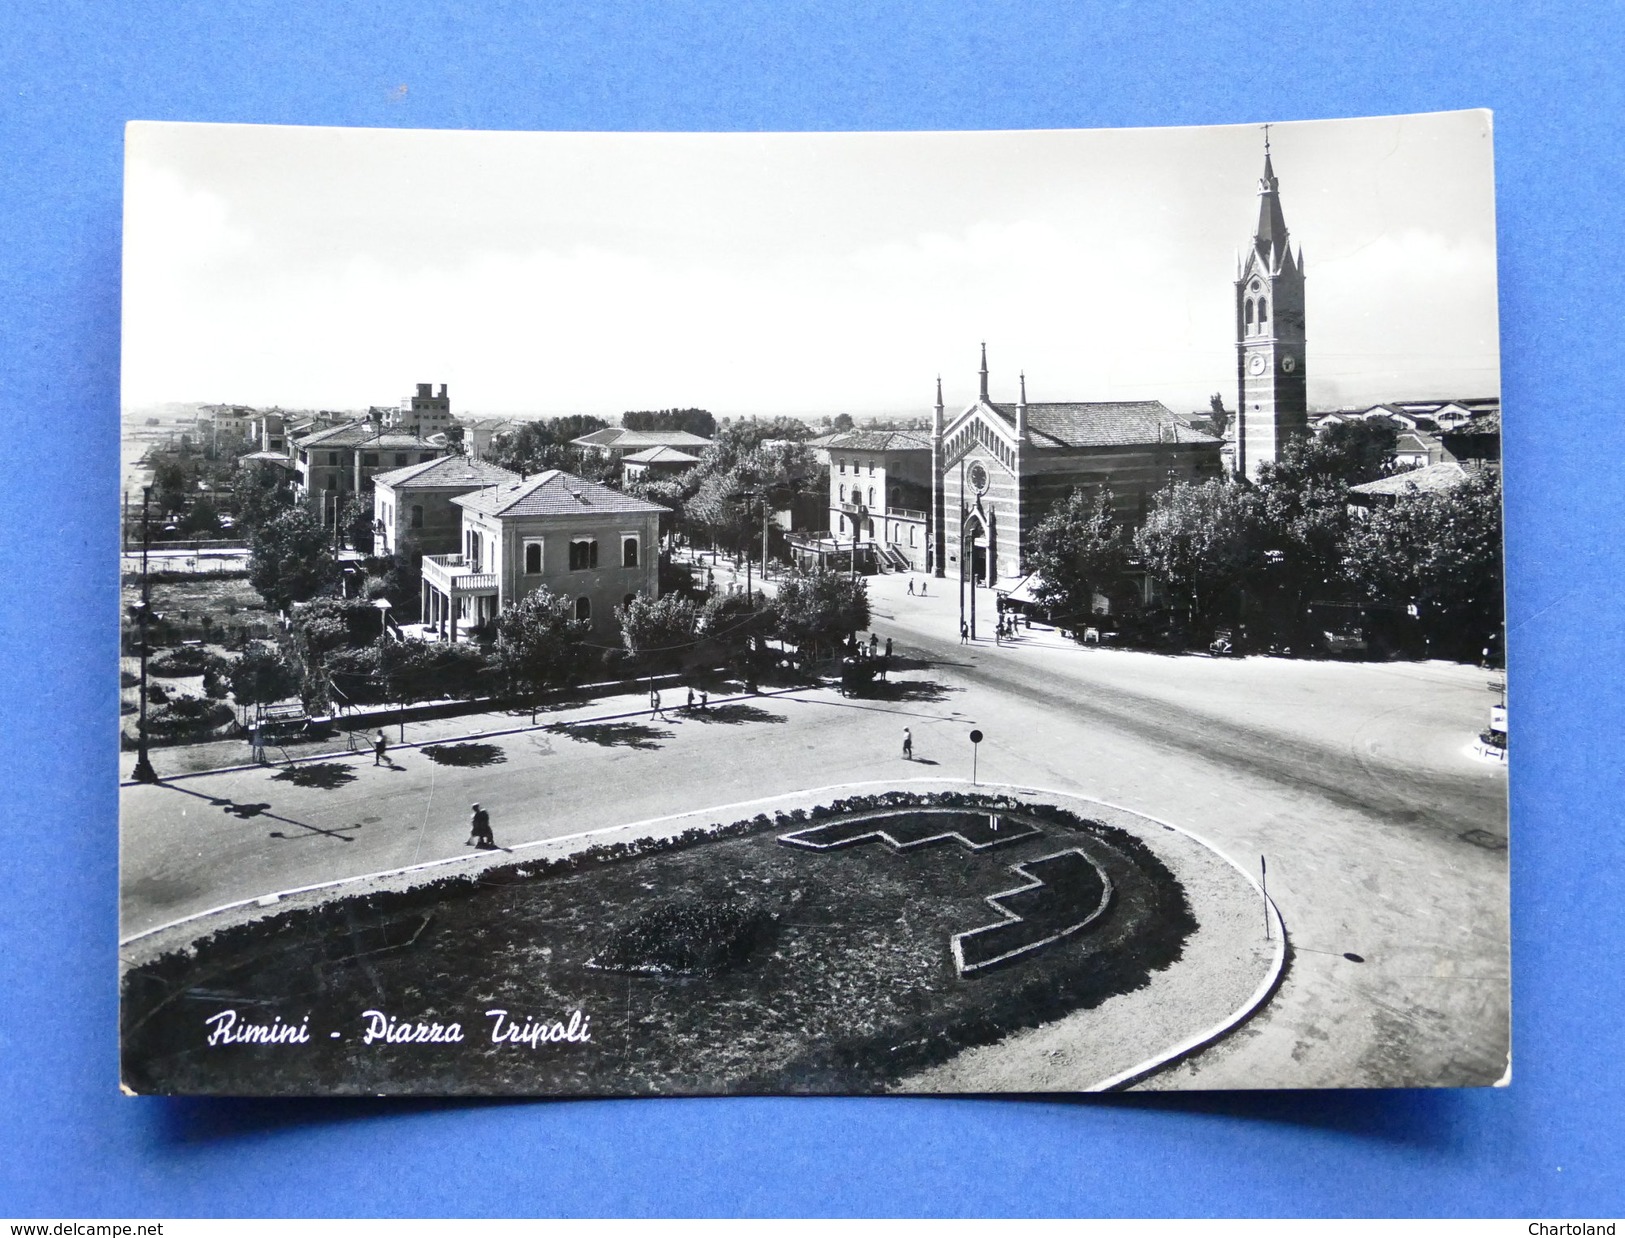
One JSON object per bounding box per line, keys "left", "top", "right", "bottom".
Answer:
{"left": 119, "top": 568, "right": 1509, "bottom": 1089}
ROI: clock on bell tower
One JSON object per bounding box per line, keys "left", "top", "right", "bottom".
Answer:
{"left": 1235, "top": 131, "right": 1308, "bottom": 481}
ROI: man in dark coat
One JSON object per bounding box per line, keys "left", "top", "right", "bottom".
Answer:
{"left": 468, "top": 803, "right": 494, "bottom": 850}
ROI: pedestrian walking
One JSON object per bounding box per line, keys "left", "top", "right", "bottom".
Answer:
{"left": 373, "top": 729, "right": 388, "bottom": 766}
{"left": 884, "top": 637, "right": 892, "bottom": 659}
{"left": 686, "top": 685, "right": 695, "bottom": 712}
{"left": 960, "top": 620, "right": 969, "bottom": 644}
{"left": 920, "top": 580, "right": 927, "bottom": 596}
{"left": 907, "top": 578, "right": 915, "bottom": 596}
{"left": 651, "top": 688, "right": 666, "bottom": 720}
{"left": 902, "top": 727, "right": 913, "bottom": 761}
{"left": 699, "top": 688, "right": 709, "bottom": 710}
{"left": 869, "top": 633, "right": 879, "bottom": 657}
{"left": 468, "top": 803, "right": 495, "bottom": 850}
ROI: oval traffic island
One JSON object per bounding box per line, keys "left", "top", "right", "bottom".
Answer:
{"left": 120, "top": 786, "right": 1281, "bottom": 1096}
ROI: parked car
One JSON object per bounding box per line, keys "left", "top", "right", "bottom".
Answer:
{"left": 1209, "top": 628, "right": 1239, "bottom": 657}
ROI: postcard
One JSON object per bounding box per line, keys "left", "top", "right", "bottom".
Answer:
{"left": 119, "top": 112, "right": 1506, "bottom": 1095}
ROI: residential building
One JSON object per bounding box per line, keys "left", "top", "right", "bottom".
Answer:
{"left": 621, "top": 445, "right": 703, "bottom": 484}
{"left": 823, "top": 430, "right": 933, "bottom": 572}
{"left": 570, "top": 427, "right": 714, "bottom": 459}
{"left": 385, "top": 383, "right": 454, "bottom": 436}
{"left": 420, "top": 470, "right": 667, "bottom": 641}
{"left": 292, "top": 419, "right": 449, "bottom": 525}
{"left": 373, "top": 456, "right": 520, "bottom": 559}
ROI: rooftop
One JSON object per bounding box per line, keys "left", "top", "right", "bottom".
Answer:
{"left": 452, "top": 469, "right": 670, "bottom": 518}
{"left": 571, "top": 427, "right": 715, "bottom": 450}
{"left": 373, "top": 456, "right": 520, "bottom": 490}
{"left": 988, "top": 400, "right": 1219, "bottom": 449}
{"left": 1349, "top": 461, "right": 1468, "bottom": 497}
{"left": 826, "top": 430, "right": 932, "bottom": 453}
{"left": 294, "top": 419, "right": 442, "bottom": 450}
{"left": 622, "top": 445, "right": 703, "bottom": 465}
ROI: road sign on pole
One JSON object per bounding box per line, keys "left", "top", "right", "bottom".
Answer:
{"left": 969, "top": 728, "right": 983, "bottom": 785}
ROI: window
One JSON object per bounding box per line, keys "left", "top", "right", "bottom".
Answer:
{"left": 525, "top": 541, "right": 543, "bottom": 574}
{"left": 839, "top": 484, "right": 846, "bottom": 502}
{"left": 363, "top": 453, "right": 378, "bottom": 466}
{"left": 329, "top": 452, "right": 340, "bottom": 466}
{"left": 839, "top": 459, "right": 846, "bottom": 473}
{"left": 569, "top": 539, "right": 598, "bottom": 571}
{"left": 1245, "top": 300, "right": 1254, "bottom": 329}
{"left": 622, "top": 537, "right": 639, "bottom": 568}
{"left": 1258, "top": 299, "right": 1268, "bottom": 326}
{"left": 396, "top": 453, "right": 408, "bottom": 466}
{"left": 575, "top": 596, "right": 591, "bottom": 621}
{"left": 410, "top": 505, "right": 423, "bottom": 529}
{"left": 837, "top": 514, "right": 845, "bottom": 534}
{"left": 868, "top": 487, "right": 875, "bottom": 506}
{"left": 909, "top": 525, "right": 917, "bottom": 546}
{"left": 868, "top": 461, "right": 875, "bottom": 476}
{"left": 325, "top": 477, "right": 337, "bottom": 491}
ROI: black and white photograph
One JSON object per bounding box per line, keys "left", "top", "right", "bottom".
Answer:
{"left": 117, "top": 112, "right": 1507, "bottom": 1097}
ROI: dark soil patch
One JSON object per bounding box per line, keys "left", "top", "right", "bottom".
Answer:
{"left": 272, "top": 763, "right": 359, "bottom": 791}
{"left": 422, "top": 742, "right": 506, "bottom": 769}
{"left": 121, "top": 790, "right": 1195, "bottom": 1097}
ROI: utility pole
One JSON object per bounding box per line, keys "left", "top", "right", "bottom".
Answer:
{"left": 131, "top": 486, "right": 160, "bottom": 784}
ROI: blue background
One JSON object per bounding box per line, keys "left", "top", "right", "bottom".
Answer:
{"left": 2, "top": 0, "right": 1621, "bottom": 1219}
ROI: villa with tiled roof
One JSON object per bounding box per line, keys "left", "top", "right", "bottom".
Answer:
{"left": 419, "top": 470, "right": 669, "bottom": 640}
{"left": 371, "top": 456, "right": 519, "bottom": 559}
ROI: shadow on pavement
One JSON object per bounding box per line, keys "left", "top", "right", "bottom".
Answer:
{"left": 422, "top": 742, "right": 506, "bottom": 769}
{"left": 554, "top": 721, "right": 672, "bottom": 750}
{"left": 681, "top": 704, "right": 787, "bottom": 726}
{"left": 159, "top": 782, "right": 360, "bottom": 844}
{"left": 271, "top": 762, "right": 359, "bottom": 791}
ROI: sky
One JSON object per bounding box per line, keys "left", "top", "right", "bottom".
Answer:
{"left": 122, "top": 111, "right": 1500, "bottom": 419}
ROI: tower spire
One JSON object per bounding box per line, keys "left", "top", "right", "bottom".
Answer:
{"left": 1253, "top": 128, "right": 1289, "bottom": 259}
{"left": 979, "top": 342, "right": 989, "bottom": 402}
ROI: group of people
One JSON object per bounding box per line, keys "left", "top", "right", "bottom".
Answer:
{"left": 648, "top": 685, "right": 711, "bottom": 720}
{"left": 905, "top": 577, "right": 929, "bottom": 596}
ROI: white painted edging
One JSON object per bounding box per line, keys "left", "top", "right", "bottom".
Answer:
{"left": 120, "top": 778, "right": 1288, "bottom": 1091}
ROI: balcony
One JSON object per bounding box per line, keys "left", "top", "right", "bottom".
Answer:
{"left": 422, "top": 553, "right": 498, "bottom": 595}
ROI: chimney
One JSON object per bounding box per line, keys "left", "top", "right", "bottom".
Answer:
{"left": 1016, "top": 372, "right": 1027, "bottom": 441}
{"left": 439, "top": 383, "right": 448, "bottom": 399}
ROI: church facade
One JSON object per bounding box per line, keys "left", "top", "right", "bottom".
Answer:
{"left": 929, "top": 350, "right": 1223, "bottom": 586}
{"left": 922, "top": 143, "right": 1303, "bottom": 586}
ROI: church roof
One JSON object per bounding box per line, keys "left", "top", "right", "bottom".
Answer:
{"left": 452, "top": 469, "right": 669, "bottom": 518}
{"left": 1253, "top": 149, "right": 1291, "bottom": 260}
{"left": 827, "top": 430, "right": 932, "bottom": 453}
{"left": 986, "top": 401, "right": 1219, "bottom": 449}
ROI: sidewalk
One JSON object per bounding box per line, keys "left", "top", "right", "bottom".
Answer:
{"left": 119, "top": 673, "right": 780, "bottom": 783}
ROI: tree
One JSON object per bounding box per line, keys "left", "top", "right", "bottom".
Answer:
{"left": 180, "top": 496, "right": 221, "bottom": 537}
{"left": 1208, "top": 393, "right": 1230, "bottom": 439}
{"left": 1134, "top": 478, "right": 1268, "bottom": 634}
{"left": 771, "top": 568, "right": 870, "bottom": 660}
{"left": 231, "top": 461, "right": 293, "bottom": 535}
{"left": 1024, "top": 489, "right": 1133, "bottom": 627}
{"left": 1260, "top": 419, "right": 1397, "bottom": 491}
{"left": 226, "top": 643, "right": 299, "bottom": 720}
{"left": 831, "top": 413, "right": 855, "bottom": 433}
{"left": 248, "top": 506, "right": 339, "bottom": 612}
{"left": 1342, "top": 470, "right": 1503, "bottom": 660}
{"left": 369, "top": 552, "right": 423, "bottom": 623}
{"left": 339, "top": 494, "right": 375, "bottom": 554}
{"left": 492, "top": 588, "right": 591, "bottom": 708}
{"left": 700, "top": 590, "right": 773, "bottom": 674}
{"left": 616, "top": 593, "right": 699, "bottom": 672}
{"left": 621, "top": 408, "right": 717, "bottom": 438}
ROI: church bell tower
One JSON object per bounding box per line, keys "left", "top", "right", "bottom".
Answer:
{"left": 1235, "top": 131, "right": 1307, "bottom": 480}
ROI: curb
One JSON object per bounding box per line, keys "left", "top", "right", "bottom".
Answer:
{"left": 119, "top": 778, "right": 1286, "bottom": 1088}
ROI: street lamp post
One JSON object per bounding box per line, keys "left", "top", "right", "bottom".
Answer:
{"left": 851, "top": 502, "right": 867, "bottom": 580}
{"left": 131, "top": 486, "right": 160, "bottom": 784}
{"left": 958, "top": 511, "right": 981, "bottom": 642}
